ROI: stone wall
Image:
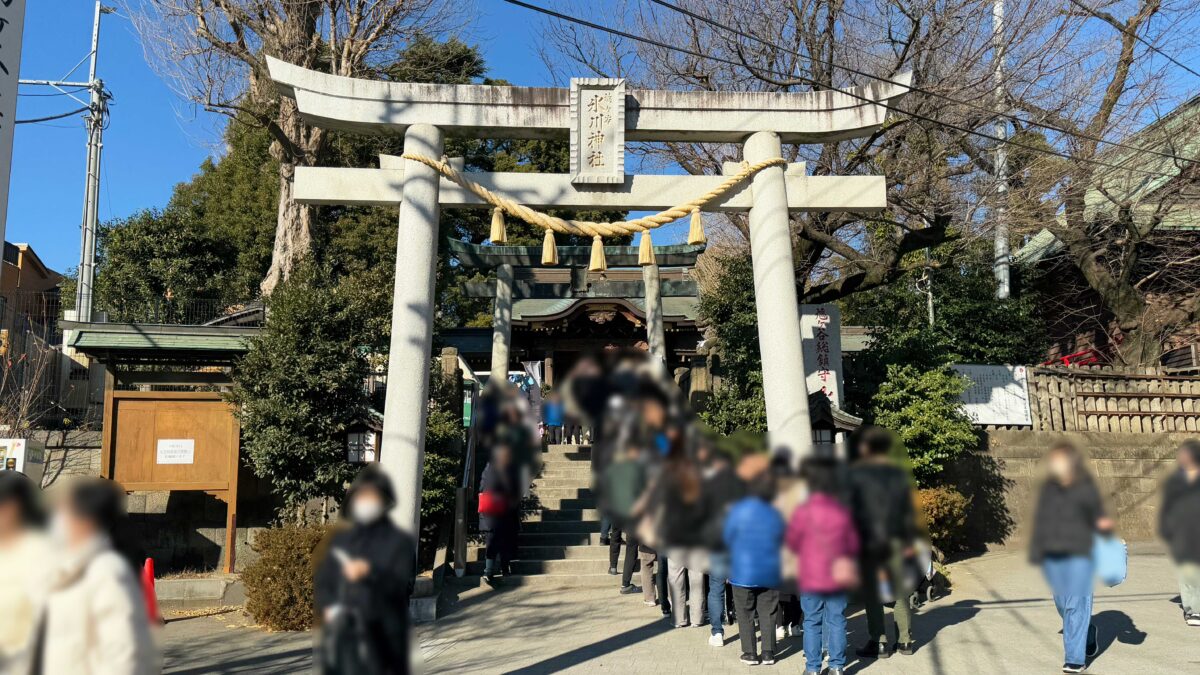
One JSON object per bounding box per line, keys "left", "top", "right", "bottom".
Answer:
{"left": 33, "top": 429, "right": 273, "bottom": 573}
{"left": 983, "top": 430, "right": 1194, "bottom": 544}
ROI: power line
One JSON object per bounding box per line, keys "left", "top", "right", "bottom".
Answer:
{"left": 15, "top": 107, "right": 90, "bottom": 125}
{"left": 1069, "top": 0, "right": 1200, "bottom": 80}
{"left": 502, "top": 0, "right": 1184, "bottom": 180}
{"left": 648, "top": 0, "right": 1198, "bottom": 168}
{"left": 18, "top": 88, "right": 88, "bottom": 98}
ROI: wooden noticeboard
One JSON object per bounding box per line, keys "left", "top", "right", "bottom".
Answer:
{"left": 101, "top": 386, "right": 242, "bottom": 573}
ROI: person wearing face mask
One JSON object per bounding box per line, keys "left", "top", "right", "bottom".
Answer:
{"left": 316, "top": 465, "right": 417, "bottom": 675}
{"left": 40, "top": 477, "right": 158, "bottom": 675}
{"left": 1029, "top": 442, "right": 1114, "bottom": 674}
{"left": 0, "top": 472, "right": 52, "bottom": 675}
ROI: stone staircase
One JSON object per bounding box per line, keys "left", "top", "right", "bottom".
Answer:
{"left": 463, "top": 443, "right": 615, "bottom": 588}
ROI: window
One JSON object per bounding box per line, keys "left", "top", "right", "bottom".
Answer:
{"left": 347, "top": 430, "right": 376, "bottom": 463}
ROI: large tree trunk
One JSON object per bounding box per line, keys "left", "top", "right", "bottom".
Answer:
{"left": 261, "top": 162, "right": 314, "bottom": 295}
{"left": 259, "top": 97, "right": 324, "bottom": 296}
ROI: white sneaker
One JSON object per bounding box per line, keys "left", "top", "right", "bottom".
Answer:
{"left": 775, "top": 625, "right": 788, "bottom": 641}
{"left": 1187, "top": 613, "right": 1200, "bottom": 626}
{"left": 709, "top": 633, "right": 725, "bottom": 647}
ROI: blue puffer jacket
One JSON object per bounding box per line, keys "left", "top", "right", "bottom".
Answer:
{"left": 723, "top": 495, "right": 785, "bottom": 588}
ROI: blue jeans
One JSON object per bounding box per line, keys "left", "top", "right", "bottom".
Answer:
{"left": 801, "top": 592, "right": 848, "bottom": 671}
{"left": 1042, "top": 555, "right": 1094, "bottom": 665}
{"left": 708, "top": 552, "right": 730, "bottom": 635}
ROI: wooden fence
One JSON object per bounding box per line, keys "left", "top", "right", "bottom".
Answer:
{"left": 1025, "top": 366, "right": 1200, "bottom": 433}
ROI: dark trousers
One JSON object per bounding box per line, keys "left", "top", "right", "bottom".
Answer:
{"left": 608, "top": 526, "right": 625, "bottom": 567}
{"left": 731, "top": 585, "right": 779, "bottom": 657}
{"left": 656, "top": 552, "right": 671, "bottom": 613}
{"left": 619, "top": 533, "right": 639, "bottom": 586}
{"left": 779, "top": 593, "right": 802, "bottom": 627}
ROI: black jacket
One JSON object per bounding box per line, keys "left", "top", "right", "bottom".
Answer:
{"left": 1160, "top": 470, "right": 1200, "bottom": 564}
{"left": 315, "top": 518, "right": 417, "bottom": 675}
{"left": 1029, "top": 477, "right": 1105, "bottom": 563}
{"left": 848, "top": 460, "right": 918, "bottom": 559}
{"left": 700, "top": 465, "right": 745, "bottom": 550}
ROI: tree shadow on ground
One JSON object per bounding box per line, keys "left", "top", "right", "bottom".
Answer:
{"left": 844, "top": 599, "right": 981, "bottom": 675}
{"left": 497, "top": 618, "right": 673, "bottom": 674}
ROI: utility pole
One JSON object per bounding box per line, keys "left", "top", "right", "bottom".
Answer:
{"left": 992, "top": 0, "right": 1011, "bottom": 300}
{"left": 18, "top": 1, "right": 113, "bottom": 321}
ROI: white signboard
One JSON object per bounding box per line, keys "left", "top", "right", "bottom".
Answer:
{"left": 0, "top": 0, "right": 27, "bottom": 268}
{"left": 950, "top": 364, "right": 1033, "bottom": 426}
{"left": 800, "top": 304, "right": 844, "bottom": 407}
{"left": 156, "top": 438, "right": 196, "bottom": 465}
{"left": 569, "top": 78, "right": 625, "bottom": 184}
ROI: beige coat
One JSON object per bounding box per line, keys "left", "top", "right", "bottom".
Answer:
{"left": 0, "top": 532, "right": 53, "bottom": 675}
{"left": 42, "top": 538, "right": 158, "bottom": 675}
{"left": 773, "top": 477, "right": 808, "bottom": 593}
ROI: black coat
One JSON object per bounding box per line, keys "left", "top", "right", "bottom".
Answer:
{"left": 1160, "top": 470, "right": 1200, "bottom": 564}
{"left": 847, "top": 461, "right": 918, "bottom": 560}
{"left": 315, "top": 518, "right": 417, "bottom": 675}
{"left": 1029, "top": 477, "right": 1104, "bottom": 563}
{"left": 479, "top": 462, "right": 522, "bottom": 561}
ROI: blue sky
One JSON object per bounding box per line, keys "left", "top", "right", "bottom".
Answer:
{"left": 11, "top": 1, "right": 549, "bottom": 273}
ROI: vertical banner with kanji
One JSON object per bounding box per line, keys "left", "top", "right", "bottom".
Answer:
{"left": 800, "top": 304, "right": 844, "bottom": 407}
{"left": 0, "top": 0, "right": 26, "bottom": 281}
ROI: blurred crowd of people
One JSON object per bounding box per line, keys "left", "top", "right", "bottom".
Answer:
{"left": 0, "top": 473, "right": 158, "bottom": 674}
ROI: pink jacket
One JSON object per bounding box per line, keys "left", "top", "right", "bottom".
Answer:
{"left": 785, "top": 493, "right": 860, "bottom": 594}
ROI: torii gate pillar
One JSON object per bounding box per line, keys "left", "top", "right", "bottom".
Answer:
{"left": 746, "top": 131, "right": 814, "bottom": 458}
{"left": 490, "top": 263, "right": 514, "bottom": 384}
{"left": 382, "top": 123, "right": 444, "bottom": 539}
{"left": 641, "top": 262, "right": 667, "bottom": 364}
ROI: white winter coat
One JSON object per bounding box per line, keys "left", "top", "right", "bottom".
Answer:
{"left": 41, "top": 537, "right": 158, "bottom": 675}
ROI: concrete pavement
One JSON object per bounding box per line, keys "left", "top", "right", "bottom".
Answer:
{"left": 161, "top": 549, "right": 1200, "bottom": 673}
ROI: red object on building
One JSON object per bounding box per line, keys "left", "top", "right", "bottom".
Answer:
{"left": 1043, "top": 348, "right": 1103, "bottom": 367}
{"left": 141, "top": 558, "right": 162, "bottom": 625}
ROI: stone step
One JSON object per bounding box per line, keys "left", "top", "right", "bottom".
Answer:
{"left": 518, "top": 531, "right": 604, "bottom": 546}
{"left": 466, "top": 544, "right": 609, "bottom": 562}
{"left": 520, "top": 519, "right": 601, "bottom": 533}
{"left": 522, "top": 495, "right": 596, "bottom": 510}
{"left": 529, "top": 486, "right": 593, "bottom": 499}
{"left": 538, "top": 459, "right": 593, "bottom": 473}
{"left": 520, "top": 508, "right": 601, "bottom": 523}
{"left": 465, "top": 557, "right": 617, "bottom": 576}
{"left": 530, "top": 477, "right": 594, "bottom": 489}
{"left": 545, "top": 443, "right": 591, "bottom": 452}
{"left": 451, "top": 573, "right": 617, "bottom": 590}
{"left": 537, "top": 468, "right": 593, "bottom": 480}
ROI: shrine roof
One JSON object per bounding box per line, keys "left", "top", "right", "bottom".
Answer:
{"left": 447, "top": 238, "right": 705, "bottom": 268}
{"left": 512, "top": 297, "right": 700, "bottom": 323}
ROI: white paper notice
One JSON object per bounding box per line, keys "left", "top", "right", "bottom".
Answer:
{"left": 156, "top": 439, "right": 195, "bottom": 465}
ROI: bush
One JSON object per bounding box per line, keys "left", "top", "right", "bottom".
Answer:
{"left": 871, "top": 364, "right": 979, "bottom": 485}
{"left": 242, "top": 525, "right": 329, "bottom": 631}
{"left": 918, "top": 486, "right": 971, "bottom": 554}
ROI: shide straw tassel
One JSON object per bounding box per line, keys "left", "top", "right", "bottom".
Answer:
{"left": 638, "top": 231, "right": 656, "bottom": 266}
{"left": 541, "top": 229, "right": 559, "bottom": 266}
{"left": 687, "top": 207, "right": 706, "bottom": 245}
{"left": 489, "top": 207, "right": 507, "bottom": 244}
{"left": 588, "top": 235, "right": 608, "bottom": 272}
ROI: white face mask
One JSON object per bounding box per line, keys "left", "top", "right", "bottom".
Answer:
{"left": 351, "top": 498, "right": 384, "bottom": 524}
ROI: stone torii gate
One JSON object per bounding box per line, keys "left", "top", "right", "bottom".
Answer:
{"left": 268, "top": 57, "right": 909, "bottom": 536}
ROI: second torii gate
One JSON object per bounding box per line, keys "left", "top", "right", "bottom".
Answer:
{"left": 269, "top": 58, "right": 910, "bottom": 537}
